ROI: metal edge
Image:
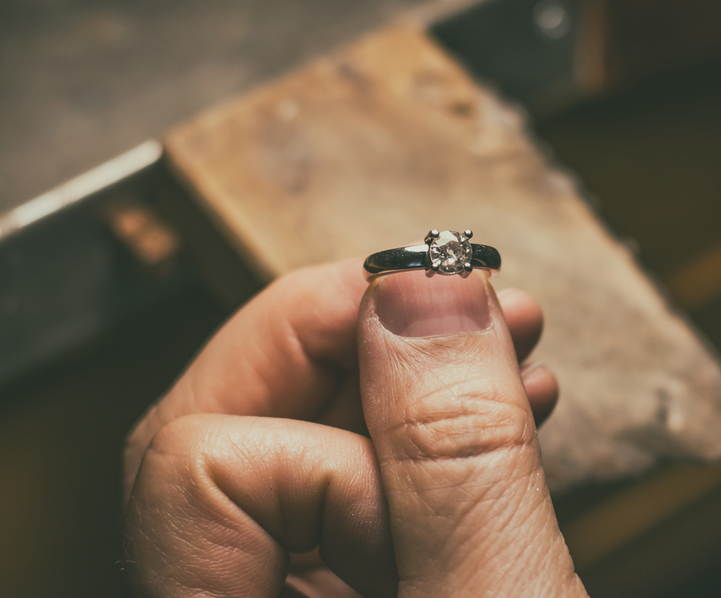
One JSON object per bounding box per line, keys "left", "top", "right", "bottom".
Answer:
{"left": 0, "top": 140, "right": 163, "bottom": 241}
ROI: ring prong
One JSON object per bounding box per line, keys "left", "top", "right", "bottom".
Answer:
{"left": 464, "top": 262, "right": 473, "bottom": 272}
{"left": 464, "top": 230, "right": 473, "bottom": 240}
{"left": 425, "top": 229, "right": 440, "bottom": 244}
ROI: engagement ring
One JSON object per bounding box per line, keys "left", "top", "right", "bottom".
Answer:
{"left": 363, "top": 230, "right": 501, "bottom": 282}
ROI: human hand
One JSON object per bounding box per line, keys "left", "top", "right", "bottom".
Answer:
{"left": 123, "top": 258, "right": 586, "bottom": 597}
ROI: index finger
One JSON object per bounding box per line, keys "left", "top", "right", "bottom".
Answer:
{"left": 124, "top": 258, "right": 368, "bottom": 497}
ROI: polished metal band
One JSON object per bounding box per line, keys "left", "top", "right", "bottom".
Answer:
{"left": 363, "top": 231, "right": 501, "bottom": 282}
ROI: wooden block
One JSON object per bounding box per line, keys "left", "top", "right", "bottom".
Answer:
{"left": 164, "top": 26, "right": 721, "bottom": 492}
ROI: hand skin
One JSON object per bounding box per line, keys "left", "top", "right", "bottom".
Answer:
{"left": 122, "top": 258, "right": 588, "bottom": 598}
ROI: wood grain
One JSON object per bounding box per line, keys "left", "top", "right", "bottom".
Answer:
{"left": 164, "top": 26, "right": 721, "bottom": 492}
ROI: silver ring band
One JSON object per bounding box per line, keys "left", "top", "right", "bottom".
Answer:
{"left": 363, "top": 229, "right": 501, "bottom": 282}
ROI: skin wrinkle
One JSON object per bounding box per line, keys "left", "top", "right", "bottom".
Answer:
{"left": 147, "top": 427, "right": 251, "bottom": 546}
{"left": 201, "top": 423, "right": 288, "bottom": 511}
{"left": 390, "top": 334, "right": 497, "bottom": 376}
{"left": 397, "top": 473, "right": 549, "bottom": 597}
{"left": 394, "top": 478, "right": 574, "bottom": 596}
{"left": 474, "top": 496, "right": 557, "bottom": 590}
{"left": 386, "top": 438, "right": 541, "bottom": 496}
{"left": 172, "top": 460, "right": 278, "bottom": 592}
{"left": 408, "top": 483, "right": 489, "bottom": 555}
{"left": 381, "top": 370, "right": 534, "bottom": 462}
{"left": 397, "top": 495, "right": 568, "bottom": 598}
{"left": 394, "top": 425, "right": 528, "bottom": 463}
{"left": 203, "top": 418, "right": 381, "bottom": 559}
{"left": 522, "top": 535, "right": 569, "bottom": 597}
{"left": 125, "top": 260, "right": 579, "bottom": 598}
{"left": 387, "top": 353, "right": 505, "bottom": 401}
{"left": 386, "top": 449, "right": 540, "bottom": 533}
{"left": 129, "top": 443, "right": 284, "bottom": 597}
{"left": 223, "top": 430, "right": 288, "bottom": 524}
{"left": 498, "top": 517, "right": 565, "bottom": 597}
{"left": 378, "top": 336, "right": 519, "bottom": 402}
{"left": 391, "top": 473, "right": 480, "bottom": 523}
{"left": 393, "top": 392, "right": 531, "bottom": 437}
{"left": 384, "top": 467, "right": 539, "bottom": 580}
{"left": 479, "top": 487, "right": 544, "bottom": 558}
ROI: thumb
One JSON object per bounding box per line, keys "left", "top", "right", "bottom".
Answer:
{"left": 358, "top": 270, "right": 587, "bottom": 598}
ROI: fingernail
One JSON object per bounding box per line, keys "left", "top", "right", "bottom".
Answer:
{"left": 375, "top": 270, "right": 490, "bottom": 337}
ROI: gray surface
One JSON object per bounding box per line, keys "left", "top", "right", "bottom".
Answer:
{"left": 0, "top": 0, "right": 429, "bottom": 213}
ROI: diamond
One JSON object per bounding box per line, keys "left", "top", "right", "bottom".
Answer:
{"left": 428, "top": 230, "right": 473, "bottom": 274}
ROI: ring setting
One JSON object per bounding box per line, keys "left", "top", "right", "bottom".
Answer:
{"left": 426, "top": 229, "right": 474, "bottom": 275}
{"left": 363, "top": 229, "right": 501, "bottom": 281}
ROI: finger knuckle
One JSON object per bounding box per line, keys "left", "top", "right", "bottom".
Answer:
{"left": 125, "top": 416, "right": 245, "bottom": 597}
{"left": 147, "top": 414, "right": 200, "bottom": 459}
{"left": 139, "top": 415, "right": 218, "bottom": 499}
{"left": 390, "top": 380, "right": 534, "bottom": 463}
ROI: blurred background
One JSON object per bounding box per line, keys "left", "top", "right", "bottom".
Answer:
{"left": 1, "top": 0, "right": 721, "bottom": 596}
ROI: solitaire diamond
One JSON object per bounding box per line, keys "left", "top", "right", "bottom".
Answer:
{"left": 427, "top": 230, "right": 473, "bottom": 274}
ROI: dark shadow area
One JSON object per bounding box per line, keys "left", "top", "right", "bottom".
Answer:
{"left": 0, "top": 282, "right": 227, "bottom": 597}
{"left": 536, "top": 58, "right": 721, "bottom": 284}
{"left": 0, "top": 153, "right": 260, "bottom": 597}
